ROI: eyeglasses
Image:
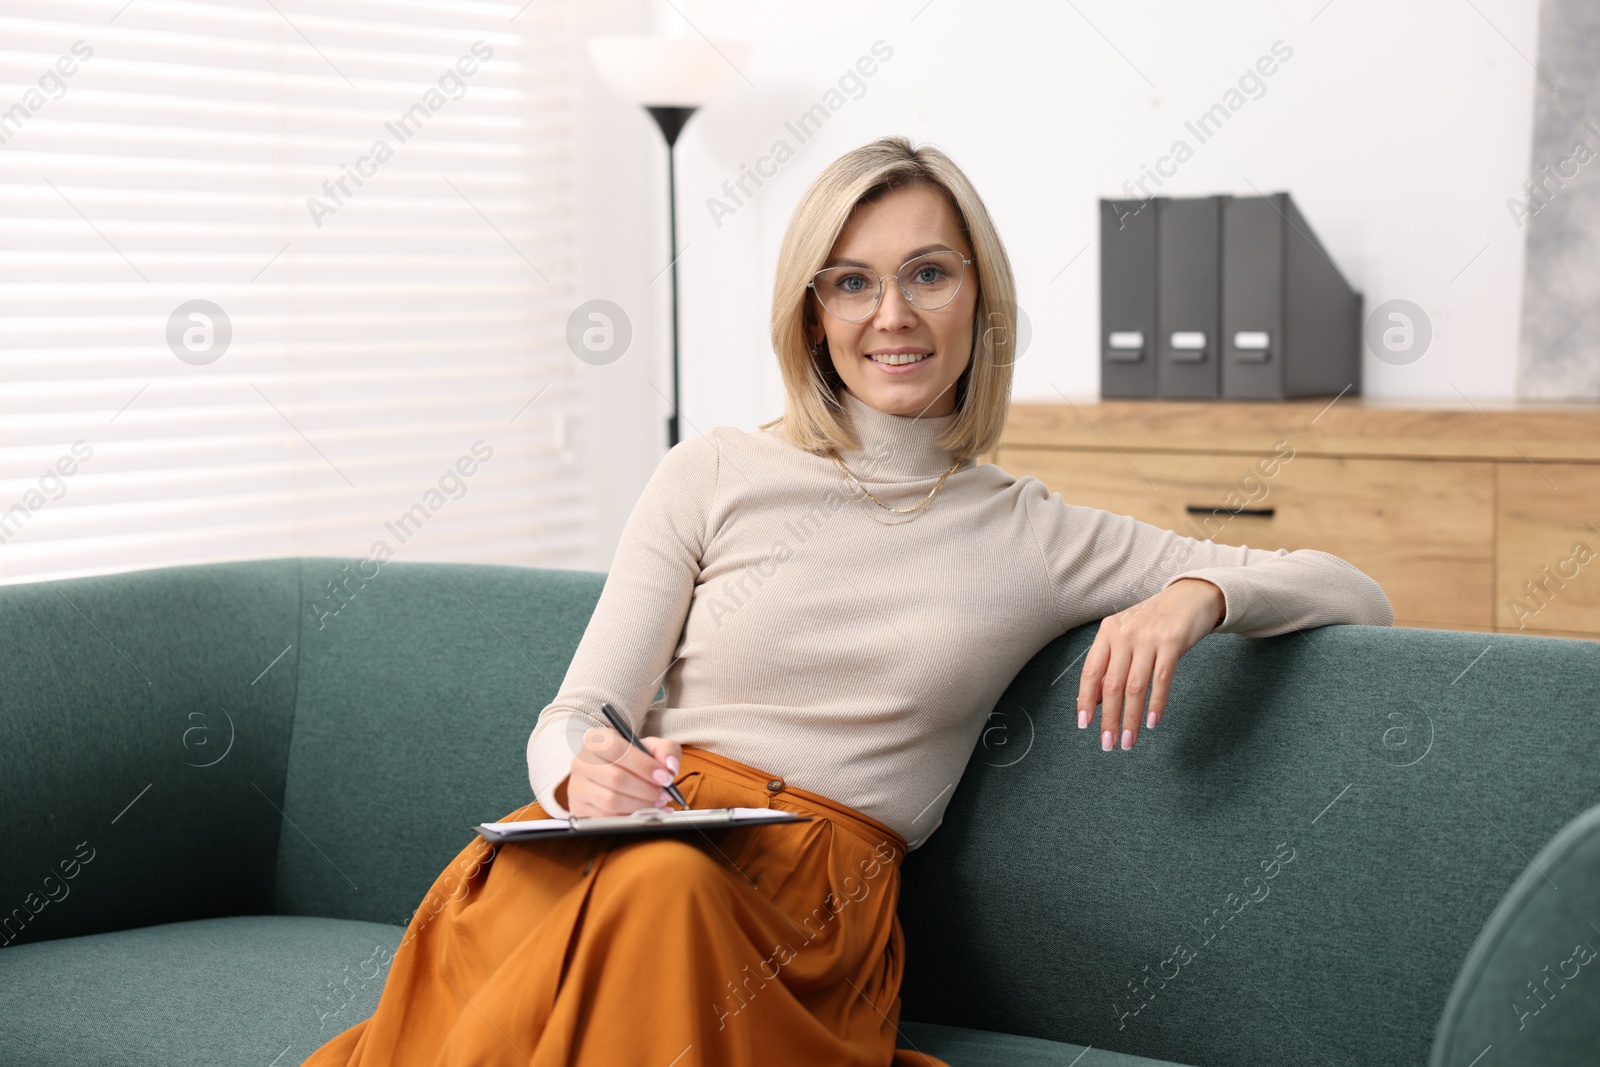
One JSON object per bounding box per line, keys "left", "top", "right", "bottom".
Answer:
{"left": 808, "top": 250, "right": 972, "bottom": 323}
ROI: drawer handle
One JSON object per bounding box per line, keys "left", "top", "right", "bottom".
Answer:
{"left": 1185, "top": 504, "right": 1275, "bottom": 518}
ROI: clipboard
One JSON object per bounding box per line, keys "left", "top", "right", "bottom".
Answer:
{"left": 474, "top": 806, "right": 811, "bottom": 843}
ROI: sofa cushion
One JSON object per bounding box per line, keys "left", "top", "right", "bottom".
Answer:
{"left": 900, "top": 1020, "right": 1193, "bottom": 1066}
{"left": 0, "top": 915, "right": 403, "bottom": 1066}
{"left": 0, "top": 916, "right": 1193, "bottom": 1067}
{"left": 274, "top": 559, "right": 603, "bottom": 928}
{"left": 1429, "top": 800, "right": 1600, "bottom": 1065}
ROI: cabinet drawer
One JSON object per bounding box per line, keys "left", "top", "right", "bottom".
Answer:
{"left": 1496, "top": 463, "right": 1600, "bottom": 635}
{"left": 996, "top": 447, "right": 1494, "bottom": 630}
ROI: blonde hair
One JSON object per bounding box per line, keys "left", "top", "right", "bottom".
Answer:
{"left": 760, "top": 135, "right": 1017, "bottom": 461}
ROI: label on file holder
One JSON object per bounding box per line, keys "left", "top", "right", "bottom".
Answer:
{"left": 1233, "top": 331, "right": 1271, "bottom": 361}
{"left": 1107, "top": 331, "right": 1144, "bottom": 362}
{"left": 1170, "top": 331, "right": 1207, "bottom": 361}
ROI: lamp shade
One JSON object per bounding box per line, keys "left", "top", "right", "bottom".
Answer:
{"left": 585, "top": 34, "right": 750, "bottom": 107}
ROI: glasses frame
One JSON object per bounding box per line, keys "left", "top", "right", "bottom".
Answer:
{"left": 807, "top": 251, "right": 974, "bottom": 324}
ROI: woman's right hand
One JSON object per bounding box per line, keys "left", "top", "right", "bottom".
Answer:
{"left": 558, "top": 727, "right": 683, "bottom": 817}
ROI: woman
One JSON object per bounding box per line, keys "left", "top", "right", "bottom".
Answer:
{"left": 305, "top": 136, "right": 1392, "bottom": 1067}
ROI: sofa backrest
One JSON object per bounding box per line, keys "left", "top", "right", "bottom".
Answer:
{"left": 0, "top": 560, "right": 302, "bottom": 947}
{"left": 896, "top": 622, "right": 1600, "bottom": 1067}
{"left": 272, "top": 558, "right": 602, "bottom": 929}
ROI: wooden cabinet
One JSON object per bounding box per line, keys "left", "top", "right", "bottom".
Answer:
{"left": 1495, "top": 463, "right": 1600, "bottom": 637}
{"left": 986, "top": 397, "right": 1600, "bottom": 639}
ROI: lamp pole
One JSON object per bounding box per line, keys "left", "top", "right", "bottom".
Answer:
{"left": 647, "top": 105, "right": 695, "bottom": 450}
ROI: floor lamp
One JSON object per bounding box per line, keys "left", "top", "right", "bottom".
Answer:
{"left": 586, "top": 35, "right": 748, "bottom": 449}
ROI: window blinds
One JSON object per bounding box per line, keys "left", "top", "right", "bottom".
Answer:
{"left": 0, "top": 0, "right": 584, "bottom": 584}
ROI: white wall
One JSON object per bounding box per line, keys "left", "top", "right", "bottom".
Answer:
{"left": 571, "top": 0, "right": 1543, "bottom": 566}
{"left": 570, "top": 0, "right": 673, "bottom": 570}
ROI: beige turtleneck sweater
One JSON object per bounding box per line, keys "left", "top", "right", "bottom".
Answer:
{"left": 526, "top": 389, "right": 1393, "bottom": 850}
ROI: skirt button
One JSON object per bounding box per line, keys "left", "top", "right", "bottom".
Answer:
{"left": 766, "top": 779, "right": 784, "bottom": 794}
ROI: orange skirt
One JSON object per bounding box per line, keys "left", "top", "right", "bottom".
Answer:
{"left": 304, "top": 744, "right": 949, "bottom": 1067}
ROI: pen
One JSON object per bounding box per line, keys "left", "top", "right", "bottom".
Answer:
{"left": 599, "top": 702, "right": 687, "bottom": 808}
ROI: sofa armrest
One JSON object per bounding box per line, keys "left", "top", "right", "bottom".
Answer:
{"left": 1430, "top": 800, "right": 1600, "bottom": 1065}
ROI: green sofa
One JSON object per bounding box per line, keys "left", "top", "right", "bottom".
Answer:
{"left": 2, "top": 558, "right": 1596, "bottom": 1066}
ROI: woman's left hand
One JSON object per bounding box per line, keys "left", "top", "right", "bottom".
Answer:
{"left": 1076, "top": 577, "right": 1225, "bottom": 751}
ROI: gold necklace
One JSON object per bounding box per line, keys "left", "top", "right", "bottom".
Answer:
{"left": 829, "top": 450, "right": 963, "bottom": 521}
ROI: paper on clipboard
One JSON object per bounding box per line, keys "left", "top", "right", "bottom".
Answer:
{"left": 475, "top": 806, "right": 809, "bottom": 841}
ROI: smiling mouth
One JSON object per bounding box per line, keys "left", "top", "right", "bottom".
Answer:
{"left": 867, "top": 352, "right": 932, "bottom": 366}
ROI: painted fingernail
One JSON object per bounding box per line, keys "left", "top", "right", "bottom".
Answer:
{"left": 666, "top": 755, "right": 680, "bottom": 773}
{"left": 1077, "top": 708, "right": 1089, "bottom": 729}
{"left": 651, "top": 768, "right": 672, "bottom": 785}
{"left": 1146, "top": 711, "right": 1157, "bottom": 729}
{"left": 1101, "top": 730, "right": 1112, "bottom": 751}
{"left": 656, "top": 791, "right": 670, "bottom": 807}
{"left": 1121, "top": 729, "right": 1133, "bottom": 750}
